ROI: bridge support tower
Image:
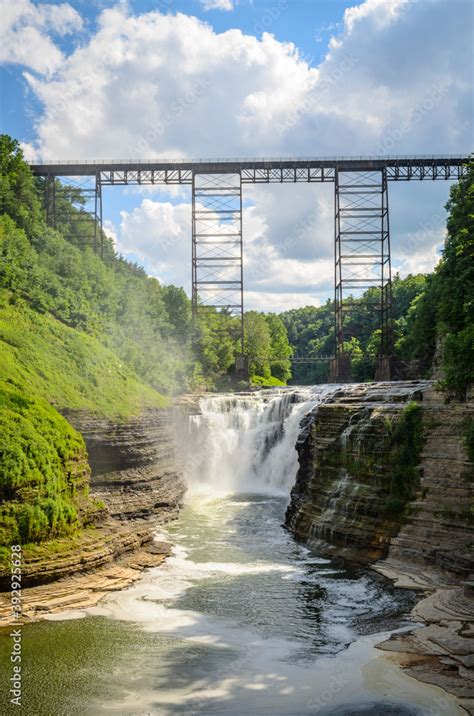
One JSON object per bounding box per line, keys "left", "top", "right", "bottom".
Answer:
{"left": 44, "top": 173, "right": 103, "bottom": 256}
{"left": 192, "top": 172, "right": 246, "bottom": 375}
{"left": 332, "top": 167, "right": 393, "bottom": 382}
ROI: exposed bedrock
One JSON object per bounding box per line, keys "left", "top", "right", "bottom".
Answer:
{"left": 66, "top": 408, "right": 186, "bottom": 523}
{"left": 285, "top": 381, "right": 474, "bottom": 709}
{"left": 0, "top": 409, "right": 185, "bottom": 598}
{"left": 285, "top": 381, "right": 474, "bottom": 577}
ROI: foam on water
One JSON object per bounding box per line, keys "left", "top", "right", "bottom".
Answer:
{"left": 179, "top": 386, "right": 335, "bottom": 496}
{"left": 42, "top": 382, "right": 460, "bottom": 714}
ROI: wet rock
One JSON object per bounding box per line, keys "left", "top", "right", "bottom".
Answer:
{"left": 0, "top": 536, "right": 172, "bottom": 626}
{"left": 0, "top": 408, "right": 186, "bottom": 596}
{"left": 285, "top": 381, "right": 434, "bottom": 562}
{"left": 285, "top": 380, "right": 474, "bottom": 711}
{"left": 66, "top": 408, "right": 186, "bottom": 522}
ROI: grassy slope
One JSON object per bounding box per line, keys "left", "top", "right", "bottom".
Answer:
{"left": 0, "top": 300, "right": 169, "bottom": 554}
{"left": 0, "top": 300, "right": 169, "bottom": 419}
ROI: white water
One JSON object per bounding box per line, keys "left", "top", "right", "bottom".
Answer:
{"left": 33, "top": 382, "right": 461, "bottom": 715}
{"left": 180, "top": 386, "right": 335, "bottom": 496}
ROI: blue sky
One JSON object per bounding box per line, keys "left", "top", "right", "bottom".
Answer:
{"left": 0, "top": 0, "right": 472, "bottom": 310}
{"left": 1, "top": 0, "right": 352, "bottom": 143}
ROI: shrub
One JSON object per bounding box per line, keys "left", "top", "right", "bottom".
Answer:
{"left": 0, "top": 383, "right": 86, "bottom": 546}
{"left": 386, "top": 401, "right": 424, "bottom": 516}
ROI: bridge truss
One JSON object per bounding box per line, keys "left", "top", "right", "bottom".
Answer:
{"left": 31, "top": 155, "right": 469, "bottom": 381}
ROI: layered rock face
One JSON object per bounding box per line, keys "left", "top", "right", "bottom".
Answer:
{"left": 285, "top": 382, "right": 474, "bottom": 706}
{"left": 67, "top": 409, "right": 186, "bottom": 523}
{"left": 377, "top": 387, "right": 473, "bottom": 579}
{"left": 285, "top": 381, "right": 431, "bottom": 562}
{"left": 285, "top": 381, "right": 473, "bottom": 577}
{"left": 0, "top": 409, "right": 186, "bottom": 592}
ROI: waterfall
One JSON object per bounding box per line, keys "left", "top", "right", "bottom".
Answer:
{"left": 178, "top": 386, "right": 335, "bottom": 496}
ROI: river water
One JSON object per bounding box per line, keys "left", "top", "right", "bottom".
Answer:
{"left": 0, "top": 387, "right": 461, "bottom": 715}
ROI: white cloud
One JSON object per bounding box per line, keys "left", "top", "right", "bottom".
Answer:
{"left": 201, "top": 0, "right": 234, "bottom": 11}
{"left": 119, "top": 199, "right": 191, "bottom": 285}
{"left": 103, "top": 219, "right": 118, "bottom": 248}
{"left": 0, "top": 0, "right": 82, "bottom": 75}
{"left": 6, "top": 0, "right": 471, "bottom": 307}
{"left": 117, "top": 197, "right": 334, "bottom": 310}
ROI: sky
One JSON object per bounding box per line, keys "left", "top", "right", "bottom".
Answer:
{"left": 0, "top": 0, "right": 472, "bottom": 312}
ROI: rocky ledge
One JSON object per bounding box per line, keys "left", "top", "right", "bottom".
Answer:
{"left": 67, "top": 408, "right": 186, "bottom": 522}
{"left": 0, "top": 533, "right": 171, "bottom": 627}
{"left": 285, "top": 381, "right": 474, "bottom": 712}
{"left": 285, "top": 380, "right": 434, "bottom": 561}
{"left": 0, "top": 408, "right": 186, "bottom": 615}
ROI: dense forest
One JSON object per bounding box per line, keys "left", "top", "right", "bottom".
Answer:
{"left": 0, "top": 134, "right": 472, "bottom": 552}
{"left": 0, "top": 135, "right": 293, "bottom": 395}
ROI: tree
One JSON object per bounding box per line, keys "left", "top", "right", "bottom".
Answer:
{"left": 265, "top": 313, "right": 293, "bottom": 382}
{"left": 397, "top": 161, "right": 473, "bottom": 394}
{"left": 244, "top": 311, "right": 273, "bottom": 378}
{"left": 0, "top": 135, "right": 43, "bottom": 237}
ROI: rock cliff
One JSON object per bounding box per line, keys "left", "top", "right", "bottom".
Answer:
{"left": 285, "top": 381, "right": 474, "bottom": 710}
{"left": 285, "top": 381, "right": 431, "bottom": 562}
{"left": 67, "top": 408, "right": 186, "bottom": 523}
{"left": 0, "top": 408, "right": 186, "bottom": 595}
{"left": 285, "top": 381, "right": 473, "bottom": 576}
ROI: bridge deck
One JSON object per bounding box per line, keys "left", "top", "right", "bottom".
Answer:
{"left": 30, "top": 154, "right": 470, "bottom": 183}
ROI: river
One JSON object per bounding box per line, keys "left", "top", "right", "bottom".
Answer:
{"left": 0, "top": 388, "right": 462, "bottom": 714}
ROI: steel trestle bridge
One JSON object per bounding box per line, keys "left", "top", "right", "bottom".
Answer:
{"left": 31, "top": 154, "right": 470, "bottom": 381}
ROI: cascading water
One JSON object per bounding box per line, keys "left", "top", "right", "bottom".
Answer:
{"left": 180, "top": 386, "right": 335, "bottom": 495}
{"left": 5, "top": 384, "right": 461, "bottom": 715}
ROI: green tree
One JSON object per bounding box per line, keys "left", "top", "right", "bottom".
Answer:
{"left": 244, "top": 311, "right": 273, "bottom": 379}
{"left": 265, "top": 313, "right": 293, "bottom": 382}
{"left": 0, "top": 135, "right": 43, "bottom": 237}
{"left": 397, "top": 161, "right": 473, "bottom": 394}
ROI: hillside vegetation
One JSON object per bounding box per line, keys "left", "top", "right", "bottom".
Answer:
{"left": 282, "top": 161, "right": 473, "bottom": 395}
{"left": 0, "top": 134, "right": 471, "bottom": 553}
{"left": 0, "top": 135, "right": 292, "bottom": 550}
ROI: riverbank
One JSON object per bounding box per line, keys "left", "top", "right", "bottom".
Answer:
{"left": 285, "top": 382, "right": 474, "bottom": 712}
{"left": 1, "top": 384, "right": 472, "bottom": 713}
{"left": 374, "top": 563, "right": 474, "bottom": 715}
{"left": 0, "top": 535, "right": 171, "bottom": 628}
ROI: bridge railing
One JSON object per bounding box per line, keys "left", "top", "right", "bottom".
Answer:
{"left": 31, "top": 154, "right": 469, "bottom": 166}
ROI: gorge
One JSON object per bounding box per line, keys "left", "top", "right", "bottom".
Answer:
{"left": 1, "top": 383, "right": 472, "bottom": 715}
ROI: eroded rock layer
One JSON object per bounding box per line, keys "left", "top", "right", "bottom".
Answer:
{"left": 285, "top": 381, "right": 431, "bottom": 562}
{"left": 285, "top": 381, "right": 474, "bottom": 710}
{"left": 285, "top": 382, "right": 473, "bottom": 576}
{"left": 67, "top": 409, "right": 186, "bottom": 522}
{"left": 0, "top": 409, "right": 185, "bottom": 594}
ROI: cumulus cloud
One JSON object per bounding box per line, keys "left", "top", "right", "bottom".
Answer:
{"left": 201, "top": 0, "right": 234, "bottom": 11}
{"left": 6, "top": 0, "right": 471, "bottom": 307}
{"left": 117, "top": 197, "right": 334, "bottom": 311}
{"left": 119, "top": 199, "right": 192, "bottom": 285}
{"left": 103, "top": 219, "right": 118, "bottom": 248}
{"left": 0, "top": 0, "right": 82, "bottom": 75}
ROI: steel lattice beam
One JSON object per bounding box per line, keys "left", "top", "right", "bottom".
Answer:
{"left": 30, "top": 155, "right": 470, "bottom": 184}
{"left": 192, "top": 172, "right": 244, "bottom": 354}
{"left": 334, "top": 168, "right": 393, "bottom": 377}
{"left": 44, "top": 173, "right": 103, "bottom": 255}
